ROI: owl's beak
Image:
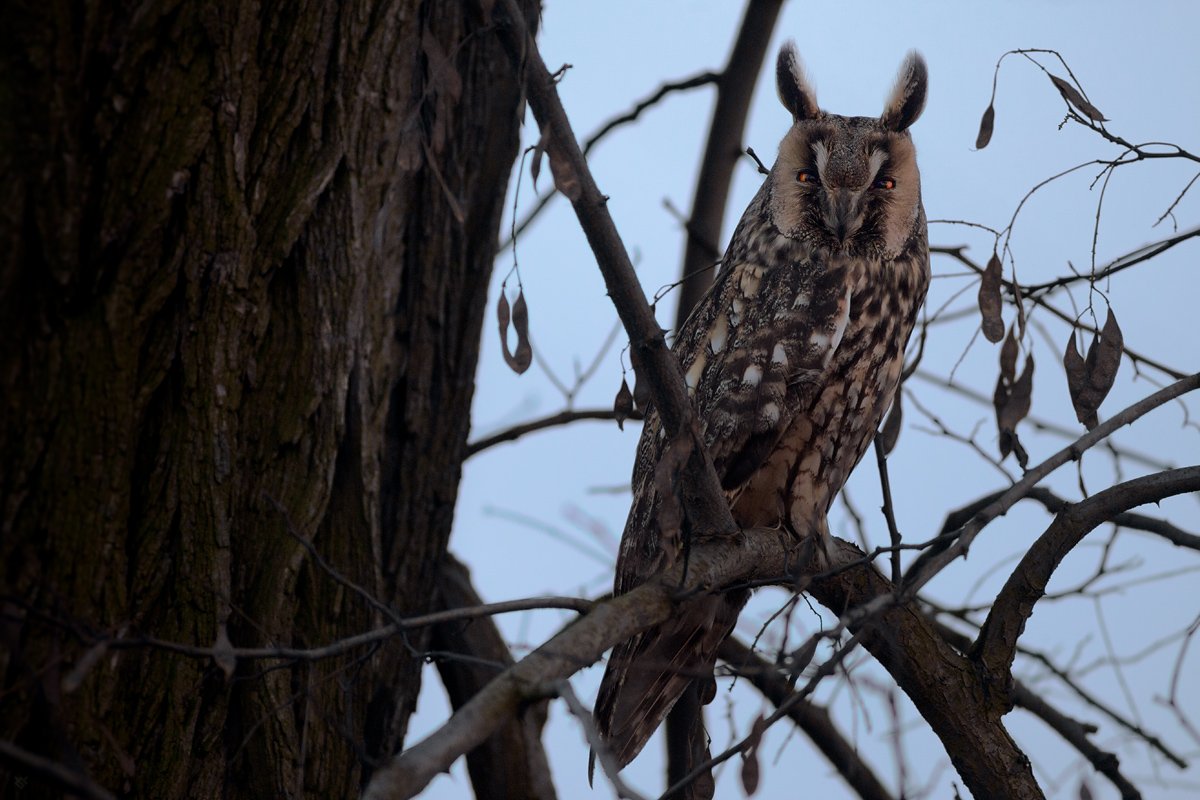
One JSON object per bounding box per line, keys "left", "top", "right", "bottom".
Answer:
{"left": 825, "top": 189, "right": 863, "bottom": 244}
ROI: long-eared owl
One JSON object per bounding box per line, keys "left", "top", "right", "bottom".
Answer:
{"left": 593, "top": 43, "right": 931, "bottom": 777}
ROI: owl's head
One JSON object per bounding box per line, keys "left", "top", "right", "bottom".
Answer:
{"left": 768, "top": 43, "right": 928, "bottom": 259}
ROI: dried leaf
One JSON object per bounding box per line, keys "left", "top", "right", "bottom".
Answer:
{"left": 497, "top": 289, "right": 533, "bottom": 374}
{"left": 978, "top": 253, "right": 1005, "bottom": 343}
{"left": 1063, "top": 309, "right": 1122, "bottom": 429}
{"left": 1010, "top": 354, "right": 1035, "bottom": 431}
{"left": 877, "top": 392, "right": 903, "bottom": 456}
{"left": 999, "top": 325, "right": 1018, "bottom": 383}
{"left": 1049, "top": 74, "right": 1107, "bottom": 122}
{"left": 613, "top": 377, "right": 633, "bottom": 430}
{"left": 511, "top": 289, "right": 532, "bottom": 368}
{"left": 740, "top": 748, "right": 760, "bottom": 796}
{"left": 996, "top": 353, "right": 1034, "bottom": 467}
{"left": 995, "top": 326, "right": 1034, "bottom": 465}
{"left": 1086, "top": 308, "right": 1123, "bottom": 408}
{"left": 740, "top": 714, "right": 768, "bottom": 796}
{"left": 547, "top": 141, "right": 582, "bottom": 201}
{"left": 975, "top": 103, "right": 995, "bottom": 149}
{"left": 1063, "top": 330, "right": 1094, "bottom": 428}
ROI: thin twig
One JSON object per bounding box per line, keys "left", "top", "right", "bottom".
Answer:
{"left": 501, "top": 71, "right": 721, "bottom": 249}
{"left": 467, "top": 408, "right": 643, "bottom": 456}
{"left": 904, "top": 374, "right": 1200, "bottom": 595}
{"left": 873, "top": 438, "right": 904, "bottom": 586}
{"left": 0, "top": 739, "right": 117, "bottom": 800}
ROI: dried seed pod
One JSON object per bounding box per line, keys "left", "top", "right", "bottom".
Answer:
{"left": 978, "top": 253, "right": 1005, "bottom": 343}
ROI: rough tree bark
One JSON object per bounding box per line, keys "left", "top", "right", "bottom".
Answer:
{"left": 0, "top": 2, "right": 534, "bottom": 796}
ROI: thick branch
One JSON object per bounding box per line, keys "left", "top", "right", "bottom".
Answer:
{"left": 492, "top": 0, "right": 736, "bottom": 539}
{"left": 719, "top": 638, "right": 897, "bottom": 800}
{"left": 974, "top": 466, "right": 1200, "bottom": 683}
{"left": 673, "top": 0, "right": 785, "bottom": 329}
{"left": 934, "top": 620, "right": 1144, "bottom": 799}
{"left": 432, "top": 554, "right": 557, "bottom": 800}
{"left": 809, "top": 540, "right": 1043, "bottom": 799}
{"left": 363, "top": 527, "right": 1045, "bottom": 800}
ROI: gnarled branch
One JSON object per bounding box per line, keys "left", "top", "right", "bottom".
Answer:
{"left": 973, "top": 466, "right": 1200, "bottom": 684}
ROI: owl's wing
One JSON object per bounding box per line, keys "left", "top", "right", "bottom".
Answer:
{"left": 592, "top": 250, "right": 856, "bottom": 778}
{"left": 686, "top": 253, "right": 854, "bottom": 493}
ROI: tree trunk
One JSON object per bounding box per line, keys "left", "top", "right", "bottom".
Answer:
{"left": 0, "top": 2, "right": 532, "bottom": 796}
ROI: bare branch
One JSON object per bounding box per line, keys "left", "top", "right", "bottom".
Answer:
{"left": 490, "top": 0, "right": 739, "bottom": 544}
{"left": 931, "top": 610, "right": 1189, "bottom": 769}
{"left": 936, "top": 485, "right": 1199, "bottom": 552}
{"left": 432, "top": 554, "right": 558, "bottom": 800}
{"left": 911, "top": 368, "right": 1175, "bottom": 472}
{"left": 874, "top": 437, "right": 904, "bottom": 586}
{"left": 930, "top": 248, "right": 1187, "bottom": 380}
{"left": 467, "top": 408, "right": 643, "bottom": 457}
{"left": 39, "top": 594, "right": 595, "bottom": 667}
{"left": 1011, "top": 684, "right": 1143, "bottom": 800}
{"left": 1021, "top": 224, "right": 1200, "bottom": 294}
{"left": 361, "top": 526, "right": 802, "bottom": 800}
{"left": 672, "top": 0, "right": 785, "bottom": 329}
{"left": 502, "top": 71, "right": 720, "bottom": 248}
{"left": 974, "top": 466, "right": 1200, "bottom": 683}
{"left": 903, "top": 373, "right": 1200, "bottom": 594}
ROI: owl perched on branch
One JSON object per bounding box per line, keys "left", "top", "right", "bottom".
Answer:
{"left": 593, "top": 43, "right": 931, "bottom": 779}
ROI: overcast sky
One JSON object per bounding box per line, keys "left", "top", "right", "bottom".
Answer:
{"left": 409, "top": 2, "right": 1200, "bottom": 798}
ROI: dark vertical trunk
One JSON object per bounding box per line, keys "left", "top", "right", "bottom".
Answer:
{"left": 0, "top": 1, "right": 533, "bottom": 796}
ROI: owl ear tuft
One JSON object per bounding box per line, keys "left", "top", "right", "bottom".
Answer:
{"left": 881, "top": 51, "right": 928, "bottom": 132}
{"left": 776, "top": 42, "right": 819, "bottom": 122}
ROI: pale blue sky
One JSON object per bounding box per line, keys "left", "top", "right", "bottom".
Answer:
{"left": 411, "top": 3, "right": 1200, "bottom": 798}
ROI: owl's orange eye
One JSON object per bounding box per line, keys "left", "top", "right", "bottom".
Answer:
{"left": 873, "top": 177, "right": 896, "bottom": 190}
{"left": 796, "top": 169, "right": 819, "bottom": 184}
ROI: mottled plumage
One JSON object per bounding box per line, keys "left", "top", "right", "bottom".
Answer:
{"left": 593, "top": 44, "right": 931, "bottom": 778}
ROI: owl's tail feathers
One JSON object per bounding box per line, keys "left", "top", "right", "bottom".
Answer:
{"left": 588, "top": 593, "right": 746, "bottom": 786}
